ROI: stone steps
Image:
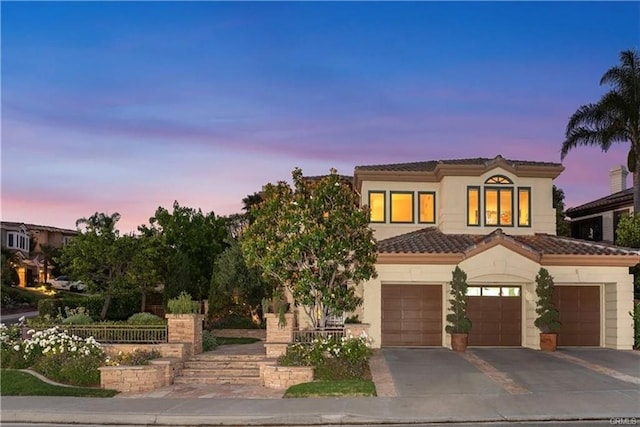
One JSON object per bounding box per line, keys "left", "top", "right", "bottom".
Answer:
{"left": 173, "top": 353, "right": 274, "bottom": 386}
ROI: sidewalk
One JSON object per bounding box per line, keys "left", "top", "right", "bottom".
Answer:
{"left": 0, "top": 310, "right": 38, "bottom": 325}
{"left": 2, "top": 390, "right": 638, "bottom": 426}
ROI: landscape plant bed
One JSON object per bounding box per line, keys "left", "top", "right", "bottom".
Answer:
{"left": 0, "top": 370, "right": 118, "bottom": 397}
{"left": 284, "top": 380, "right": 376, "bottom": 398}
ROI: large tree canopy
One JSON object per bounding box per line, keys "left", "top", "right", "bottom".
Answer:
{"left": 561, "top": 49, "right": 640, "bottom": 212}
{"left": 147, "top": 201, "right": 228, "bottom": 302}
{"left": 59, "top": 212, "right": 133, "bottom": 319}
{"left": 241, "top": 168, "right": 377, "bottom": 328}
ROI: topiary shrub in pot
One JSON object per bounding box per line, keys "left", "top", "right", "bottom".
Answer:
{"left": 534, "top": 268, "right": 561, "bottom": 351}
{"left": 445, "top": 266, "right": 472, "bottom": 352}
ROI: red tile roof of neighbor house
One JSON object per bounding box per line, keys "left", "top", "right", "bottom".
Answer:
{"left": 377, "top": 227, "right": 640, "bottom": 261}
{"left": 565, "top": 188, "right": 633, "bottom": 218}
{"left": 0, "top": 221, "right": 78, "bottom": 234}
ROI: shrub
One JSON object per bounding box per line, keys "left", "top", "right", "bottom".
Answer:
{"left": 534, "top": 268, "right": 561, "bottom": 333}
{"left": 105, "top": 349, "right": 161, "bottom": 366}
{"left": 445, "top": 266, "right": 471, "bottom": 334}
{"left": 62, "top": 314, "right": 94, "bottom": 325}
{"left": 167, "top": 292, "right": 199, "bottom": 314}
{"left": 202, "top": 330, "right": 217, "bottom": 352}
{"left": 38, "top": 292, "right": 141, "bottom": 321}
{"left": 279, "top": 334, "right": 373, "bottom": 380}
{"left": 208, "top": 315, "right": 265, "bottom": 330}
{"left": 127, "top": 312, "right": 165, "bottom": 325}
{"left": 34, "top": 351, "right": 103, "bottom": 386}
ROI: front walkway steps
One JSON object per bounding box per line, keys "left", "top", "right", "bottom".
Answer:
{"left": 174, "top": 353, "right": 276, "bottom": 385}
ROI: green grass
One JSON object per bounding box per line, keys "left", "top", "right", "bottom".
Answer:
{"left": 215, "top": 336, "right": 261, "bottom": 345}
{"left": 0, "top": 370, "right": 118, "bottom": 397}
{"left": 284, "top": 380, "right": 376, "bottom": 398}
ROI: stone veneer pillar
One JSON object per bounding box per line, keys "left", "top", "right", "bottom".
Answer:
{"left": 264, "top": 313, "right": 295, "bottom": 357}
{"left": 165, "top": 314, "right": 204, "bottom": 355}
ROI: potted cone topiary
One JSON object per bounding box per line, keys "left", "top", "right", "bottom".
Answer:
{"left": 446, "top": 266, "right": 472, "bottom": 352}
{"left": 534, "top": 268, "right": 561, "bottom": 351}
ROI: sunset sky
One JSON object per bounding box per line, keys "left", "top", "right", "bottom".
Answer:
{"left": 2, "top": 2, "right": 638, "bottom": 233}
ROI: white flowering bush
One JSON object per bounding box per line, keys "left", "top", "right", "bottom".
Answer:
{"left": 279, "top": 333, "right": 373, "bottom": 380}
{"left": 1, "top": 321, "right": 106, "bottom": 386}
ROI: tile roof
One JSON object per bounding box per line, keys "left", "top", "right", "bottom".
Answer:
{"left": 566, "top": 188, "right": 633, "bottom": 218}
{"left": 0, "top": 221, "right": 78, "bottom": 234}
{"left": 377, "top": 227, "right": 638, "bottom": 257}
{"left": 356, "top": 155, "right": 562, "bottom": 172}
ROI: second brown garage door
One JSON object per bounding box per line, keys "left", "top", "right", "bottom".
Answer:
{"left": 381, "top": 284, "right": 442, "bottom": 346}
{"left": 467, "top": 286, "right": 522, "bottom": 346}
{"left": 553, "top": 286, "right": 600, "bottom": 346}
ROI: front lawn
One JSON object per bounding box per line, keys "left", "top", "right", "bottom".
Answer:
{"left": 0, "top": 370, "right": 118, "bottom": 397}
{"left": 284, "top": 380, "right": 376, "bottom": 398}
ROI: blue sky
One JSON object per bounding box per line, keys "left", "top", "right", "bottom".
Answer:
{"left": 2, "top": 1, "right": 638, "bottom": 233}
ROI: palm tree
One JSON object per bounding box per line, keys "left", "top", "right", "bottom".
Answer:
{"left": 561, "top": 49, "right": 640, "bottom": 212}
{"left": 38, "top": 243, "right": 59, "bottom": 284}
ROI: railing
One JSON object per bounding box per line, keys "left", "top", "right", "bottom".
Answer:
{"left": 25, "top": 324, "right": 168, "bottom": 344}
{"left": 293, "top": 327, "right": 345, "bottom": 343}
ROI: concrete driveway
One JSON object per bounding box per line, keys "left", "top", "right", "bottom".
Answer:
{"left": 383, "top": 347, "right": 640, "bottom": 397}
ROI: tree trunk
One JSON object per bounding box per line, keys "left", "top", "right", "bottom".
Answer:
{"left": 100, "top": 293, "right": 112, "bottom": 320}
{"left": 140, "top": 291, "right": 147, "bottom": 313}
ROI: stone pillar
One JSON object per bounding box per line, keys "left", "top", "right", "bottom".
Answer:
{"left": 264, "top": 313, "right": 295, "bottom": 358}
{"left": 165, "top": 314, "right": 204, "bottom": 355}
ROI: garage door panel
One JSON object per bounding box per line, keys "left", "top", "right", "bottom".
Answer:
{"left": 553, "top": 286, "right": 600, "bottom": 346}
{"left": 467, "top": 289, "right": 521, "bottom": 346}
{"left": 382, "top": 285, "right": 442, "bottom": 346}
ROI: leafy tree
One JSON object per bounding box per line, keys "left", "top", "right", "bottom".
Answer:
{"left": 241, "top": 168, "right": 377, "bottom": 328}
{"left": 58, "top": 212, "right": 133, "bottom": 319}
{"left": 209, "top": 239, "right": 272, "bottom": 321}
{"left": 242, "top": 192, "right": 263, "bottom": 225}
{"left": 1, "top": 247, "right": 19, "bottom": 287}
{"left": 445, "top": 266, "right": 472, "bottom": 334}
{"left": 561, "top": 49, "right": 640, "bottom": 212}
{"left": 615, "top": 213, "right": 640, "bottom": 299}
{"left": 148, "top": 201, "right": 228, "bottom": 302}
{"left": 126, "top": 231, "right": 163, "bottom": 312}
{"left": 616, "top": 213, "right": 640, "bottom": 248}
{"left": 553, "top": 185, "right": 570, "bottom": 237}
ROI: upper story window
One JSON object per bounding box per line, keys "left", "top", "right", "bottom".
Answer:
{"left": 467, "top": 175, "right": 531, "bottom": 228}
{"left": 418, "top": 192, "right": 436, "bottom": 224}
{"left": 368, "top": 191, "right": 386, "bottom": 223}
{"left": 7, "top": 230, "right": 29, "bottom": 252}
{"left": 390, "top": 192, "right": 414, "bottom": 223}
{"left": 62, "top": 236, "right": 73, "bottom": 246}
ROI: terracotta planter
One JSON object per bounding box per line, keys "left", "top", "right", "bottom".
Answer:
{"left": 539, "top": 333, "right": 557, "bottom": 352}
{"left": 450, "top": 333, "right": 468, "bottom": 352}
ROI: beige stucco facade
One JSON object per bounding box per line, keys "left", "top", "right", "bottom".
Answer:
{"left": 361, "top": 166, "right": 557, "bottom": 241}
{"left": 362, "top": 244, "right": 636, "bottom": 350}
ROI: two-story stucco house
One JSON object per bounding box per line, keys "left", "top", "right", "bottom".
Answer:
{"left": 1, "top": 221, "right": 78, "bottom": 286}
{"left": 354, "top": 155, "right": 638, "bottom": 350}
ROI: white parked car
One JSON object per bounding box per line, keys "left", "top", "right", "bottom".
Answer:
{"left": 46, "top": 276, "right": 86, "bottom": 292}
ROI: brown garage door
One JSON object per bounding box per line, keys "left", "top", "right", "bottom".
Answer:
{"left": 553, "top": 286, "right": 600, "bottom": 346}
{"left": 381, "top": 284, "right": 442, "bottom": 346}
{"left": 467, "top": 286, "right": 521, "bottom": 346}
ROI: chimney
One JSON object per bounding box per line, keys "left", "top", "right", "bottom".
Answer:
{"left": 609, "top": 165, "right": 628, "bottom": 194}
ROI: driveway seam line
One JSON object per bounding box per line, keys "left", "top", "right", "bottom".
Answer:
{"left": 548, "top": 351, "right": 640, "bottom": 385}
{"left": 459, "top": 351, "right": 530, "bottom": 395}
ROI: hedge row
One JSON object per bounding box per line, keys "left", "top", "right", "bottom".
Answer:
{"left": 38, "top": 292, "right": 142, "bottom": 321}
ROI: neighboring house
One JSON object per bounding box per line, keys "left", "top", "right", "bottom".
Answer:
{"left": 0, "top": 221, "right": 78, "bottom": 286}
{"left": 565, "top": 165, "right": 634, "bottom": 244}
{"left": 348, "top": 155, "right": 637, "bottom": 350}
